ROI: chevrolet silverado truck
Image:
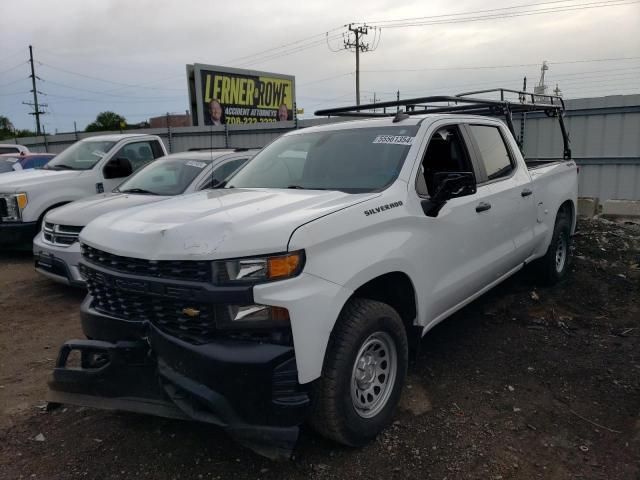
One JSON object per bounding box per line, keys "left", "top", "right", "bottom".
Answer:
{"left": 0, "top": 134, "right": 166, "bottom": 249}
{"left": 33, "top": 149, "right": 255, "bottom": 287}
{"left": 49, "top": 90, "right": 577, "bottom": 458}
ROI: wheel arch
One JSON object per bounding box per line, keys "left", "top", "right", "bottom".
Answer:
{"left": 558, "top": 198, "right": 576, "bottom": 234}
{"left": 37, "top": 201, "right": 71, "bottom": 228}
{"left": 340, "top": 271, "right": 421, "bottom": 356}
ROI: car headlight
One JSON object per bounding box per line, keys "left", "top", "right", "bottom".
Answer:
{"left": 212, "top": 250, "right": 304, "bottom": 285}
{"left": 0, "top": 193, "right": 28, "bottom": 221}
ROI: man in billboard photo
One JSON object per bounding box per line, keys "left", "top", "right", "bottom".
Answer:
{"left": 206, "top": 98, "right": 225, "bottom": 125}
{"left": 278, "top": 103, "right": 290, "bottom": 121}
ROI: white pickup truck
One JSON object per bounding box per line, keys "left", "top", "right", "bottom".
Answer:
{"left": 0, "top": 134, "right": 166, "bottom": 248}
{"left": 49, "top": 91, "right": 577, "bottom": 458}
{"left": 33, "top": 149, "right": 255, "bottom": 287}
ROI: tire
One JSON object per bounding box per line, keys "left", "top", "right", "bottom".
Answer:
{"left": 532, "top": 211, "right": 571, "bottom": 285}
{"left": 309, "top": 298, "right": 408, "bottom": 446}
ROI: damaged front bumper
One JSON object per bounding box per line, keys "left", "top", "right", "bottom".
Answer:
{"left": 48, "top": 321, "right": 310, "bottom": 459}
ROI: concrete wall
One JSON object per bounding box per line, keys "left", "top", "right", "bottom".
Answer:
{"left": 8, "top": 94, "right": 640, "bottom": 200}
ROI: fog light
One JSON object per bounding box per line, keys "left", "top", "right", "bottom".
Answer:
{"left": 219, "top": 304, "right": 290, "bottom": 329}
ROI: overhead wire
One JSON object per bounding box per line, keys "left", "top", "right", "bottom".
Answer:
{"left": 0, "top": 61, "right": 28, "bottom": 76}
{"left": 363, "top": 0, "right": 639, "bottom": 28}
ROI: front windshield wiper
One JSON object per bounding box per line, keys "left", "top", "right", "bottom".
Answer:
{"left": 119, "top": 188, "right": 158, "bottom": 195}
{"left": 287, "top": 185, "right": 337, "bottom": 191}
{"left": 46, "top": 164, "right": 75, "bottom": 170}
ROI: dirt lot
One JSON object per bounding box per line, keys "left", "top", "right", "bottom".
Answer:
{"left": 0, "top": 217, "right": 638, "bottom": 480}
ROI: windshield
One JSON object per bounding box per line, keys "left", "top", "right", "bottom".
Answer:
{"left": 227, "top": 126, "right": 419, "bottom": 193}
{"left": 115, "top": 157, "right": 213, "bottom": 195}
{"left": 0, "top": 157, "right": 21, "bottom": 173}
{"left": 45, "top": 140, "right": 116, "bottom": 171}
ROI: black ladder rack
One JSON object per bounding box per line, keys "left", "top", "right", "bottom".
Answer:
{"left": 314, "top": 88, "right": 571, "bottom": 160}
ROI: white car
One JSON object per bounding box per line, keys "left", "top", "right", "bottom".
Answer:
{"left": 0, "top": 134, "right": 166, "bottom": 249}
{"left": 49, "top": 93, "right": 578, "bottom": 457}
{"left": 33, "top": 149, "right": 254, "bottom": 287}
{"left": 0, "top": 143, "right": 30, "bottom": 155}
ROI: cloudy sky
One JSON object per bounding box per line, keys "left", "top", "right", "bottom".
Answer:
{"left": 1, "top": 0, "right": 639, "bottom": 132}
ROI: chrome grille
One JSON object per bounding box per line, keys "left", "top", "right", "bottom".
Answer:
{"left": 43, "top": 222, "right": 82, "bottom": 246}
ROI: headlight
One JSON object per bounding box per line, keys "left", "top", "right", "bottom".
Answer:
{"left": 212, "top": 250, "right": 304, "bottom": 285}
{"left": 0, "top": 193, "right": 28, "bottom": 221}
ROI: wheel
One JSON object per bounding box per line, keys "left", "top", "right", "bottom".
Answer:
{"left": 532, "top": 211, "right": 571, "bottom": 285}
{"left": 309, "top": 298, "right": 408, "bottom": 446}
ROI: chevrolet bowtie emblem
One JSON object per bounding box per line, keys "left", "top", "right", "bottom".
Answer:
{"left": 182, "top": 307, "right": 201, "bottom": 317}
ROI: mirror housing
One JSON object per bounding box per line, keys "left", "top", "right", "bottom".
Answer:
{"left": 421, "top": 171, "right": 476, "bottom": 217}
{"left": 104, "top": 157, "right": 133, "bottom": 179}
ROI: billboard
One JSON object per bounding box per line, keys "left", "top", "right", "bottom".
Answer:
{"left": 186, "top": 64, "right": 296, "bottom": 127}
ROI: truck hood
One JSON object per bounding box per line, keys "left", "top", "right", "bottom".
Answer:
{"left": 0, "top": 168, "right": 83, "bottom": 193}
{"left": 45, "top": 193, "right": 171, "bottom": 227}
{"left": 81, "top": 188, "right": 377, "bottom": 260}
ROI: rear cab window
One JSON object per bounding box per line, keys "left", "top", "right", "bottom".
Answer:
{"left": 466, "top": 124, "right": 515, "bottom": 182}
{"left": 0, "top": 147, "right": 21, "bottom": 154}
{"left": 111, "top": 140, "right": 165, "bottom": 173}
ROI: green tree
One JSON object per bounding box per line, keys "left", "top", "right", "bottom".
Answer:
{"left": 0, "top": 115, "right": 15, "bottom": 140}
{"left": 85, "top": 111, "right": 127, "bottom": 132}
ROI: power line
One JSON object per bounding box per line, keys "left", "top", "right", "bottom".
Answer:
{"left": 364, "top": 0, "right": 639, "bottom": 28}
{"left": 0, "top": 91, "right": 30, "bottom": 96}
{"left": 0, "top": 60, "right": 28, "bottom": 76}
{"left": 221, "top": 25, "right": 344, "bottom": 66}
{"left": 0, "top": 76, "right": 28, "bottom": 89}
{"left": 41, "top": 78, "right": 187, "bottom": 99}
{"left": 234, "top": 33, "right": 346, "bottom": 67}
{"left": 37, "top": 62, "right": 186, "bottom": 91}
{"left": 363, "top": 0, "right": 606, "bottom": 24}
{"left": 359, "top": 56, "right": 640, "bottom": 73}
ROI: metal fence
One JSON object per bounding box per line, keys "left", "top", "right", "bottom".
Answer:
{"left": 522, "top": 94, "right": 640, "bottom": 200}
{"left": 9, "top": 94, "right": 640, "bottom": 201}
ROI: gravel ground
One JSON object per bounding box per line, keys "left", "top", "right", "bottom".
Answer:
{"left": 0, "top": 217, "right": 638, "bottom": 479}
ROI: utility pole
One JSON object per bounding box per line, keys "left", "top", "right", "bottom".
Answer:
{"left": 342, "top": 24, "right": 381, "bottom": 106}
{"left": 23, "top": 45, "right": 46, "bottom": 135}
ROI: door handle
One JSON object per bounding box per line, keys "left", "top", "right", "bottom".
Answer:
{"left": 521, "top": 188, "right": 533, "bottom": 197}
{"left": 475, "top": 202, "right": 492, "bottom": 213}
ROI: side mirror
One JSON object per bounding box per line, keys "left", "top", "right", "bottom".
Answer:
{"left": 421, "top": 171, "right": 476, "bottom": 217}
{"left": 103, "top": 157, "right": 133, "bottom": 179}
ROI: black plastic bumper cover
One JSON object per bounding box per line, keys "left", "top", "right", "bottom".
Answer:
{"left": 0, "top": 221, "right": 38, "bottom": 248}
{"left": 48, "top": 326, "right": 310, "bottom": 459}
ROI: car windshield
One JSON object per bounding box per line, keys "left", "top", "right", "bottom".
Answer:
{"left": 226, "top": 126, "right": 419, "bottom": 193}
{"left": 115, "top": 157, "right": 213, "bottom": 195}
{"left": 45, "top": 140, "right": 116, "bottom": 171}
{"left": 0, "top": 157, "right": 21, "bottom": 173}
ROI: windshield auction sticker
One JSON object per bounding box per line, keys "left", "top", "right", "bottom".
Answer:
{"left": 372, "top": 135, "right": 414, "bottom": 145}
{"left": 186, "top": 161, "right": 207, "bottom": 169}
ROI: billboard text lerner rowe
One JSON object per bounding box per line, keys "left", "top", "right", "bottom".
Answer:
{"left": 187, "top": 64, "right": 296, "bottom": 126}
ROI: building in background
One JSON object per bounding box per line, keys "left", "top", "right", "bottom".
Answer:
{"left": 149, "top": 112, "right": 192, "bottom": 129}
